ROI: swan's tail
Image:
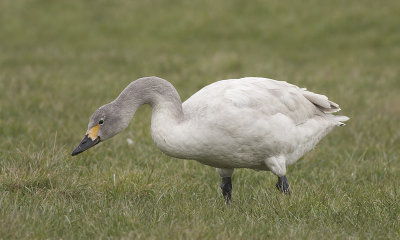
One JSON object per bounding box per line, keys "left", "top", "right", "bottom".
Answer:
{"left": 301, "top": 89, "right": 349, "bottom": 126}
{"left": 333, "top": 115, "right": 350, "bottom": 126}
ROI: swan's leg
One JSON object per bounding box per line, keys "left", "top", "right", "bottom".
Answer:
{"left": 264, "top": 156, "right": 290, "bottom": 194}
{"left": 221, "top": 177, "right": 232, "bottom": 203}
{"left": 217, "top": 168, "right": 234, "bottom": 203}
{"left": 276, "top": 176, "right": 290, "bottom": 194}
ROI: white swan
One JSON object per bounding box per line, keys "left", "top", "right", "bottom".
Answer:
{"left": 72, "top": 76, "right": 349, "bottom": 202}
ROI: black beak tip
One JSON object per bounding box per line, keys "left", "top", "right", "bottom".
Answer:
{"left": 71, "top": 144, "right": 85, "bottom": 156}
{"left": 71, "top": 148, "right": 81, "bottom": 156}
{"left": 71, "top": 135, "right": 101, "bottom": 157}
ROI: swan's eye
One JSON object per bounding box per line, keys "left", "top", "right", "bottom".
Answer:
{"left": 99, "top": 119, "right": 104, "bottom": 125}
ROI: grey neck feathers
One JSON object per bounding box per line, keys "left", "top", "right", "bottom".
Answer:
{"left": 112, "top": 76, "right": 184, "bottom": 125}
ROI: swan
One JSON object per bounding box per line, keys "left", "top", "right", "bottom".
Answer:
{"left": 72, "top": 76, "right": 349, "bottom": 202}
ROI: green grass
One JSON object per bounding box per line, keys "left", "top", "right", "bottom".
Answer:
{"left": 1, "top": 0, "right": 399, "bottom": 239}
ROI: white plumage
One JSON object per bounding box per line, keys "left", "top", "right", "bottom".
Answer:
{"left": 152, "top": 77, "right": 348, "bottom": 170}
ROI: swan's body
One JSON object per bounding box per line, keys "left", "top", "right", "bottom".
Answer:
{"left": 152, "top": 78, "right": 346, "bottom": 171}
{"left": 72, "top": 76, "right": 348, "bottom": 201}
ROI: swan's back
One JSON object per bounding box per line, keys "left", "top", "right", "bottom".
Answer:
{"left": 184, "top": 77, "right": 343, "bottom": 124}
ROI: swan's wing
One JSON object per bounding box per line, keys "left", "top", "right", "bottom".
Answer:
{"left": 269, "top": 79, "right": 348, "bottom": 124}
{"left": 183, "top": 77, "right": 346, "bottom": 125}
{"left": 301, "top": 90, "right": 340, "bottom": 113}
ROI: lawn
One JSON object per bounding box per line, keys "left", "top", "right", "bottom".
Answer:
{"left": 0, "top": 0, "right": 399, "bottom": 239}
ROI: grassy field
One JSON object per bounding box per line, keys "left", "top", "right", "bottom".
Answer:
{"left": 1, "top": 0, "right": 399, "bottom": 239}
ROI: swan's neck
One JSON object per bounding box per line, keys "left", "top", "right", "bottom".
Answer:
{"left": 113, "top": 77, "right": 185, "bottom": 155}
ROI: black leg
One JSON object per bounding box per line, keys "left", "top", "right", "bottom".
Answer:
{"left": 276, "top": 176, "right": 290, "bottom": 194}
{"left": 220, "top": 177, "right": 232, "bottom": 203}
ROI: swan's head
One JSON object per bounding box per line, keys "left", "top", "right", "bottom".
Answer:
{"left": 72, "top": 103, "right": 127, "bottom": 156}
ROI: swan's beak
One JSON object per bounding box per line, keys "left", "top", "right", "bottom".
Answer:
{"left": 71, "top": 125, "right": 101, "bottom": 156}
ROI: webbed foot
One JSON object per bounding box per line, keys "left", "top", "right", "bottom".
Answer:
{"left": 276, "top": 176, "right": 290, "bottom": 194}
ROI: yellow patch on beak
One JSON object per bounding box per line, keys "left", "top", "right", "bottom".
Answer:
{"left": 86, "top": 124, "right": 100, "bottom": 141}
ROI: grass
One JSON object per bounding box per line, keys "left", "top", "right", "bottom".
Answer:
{"left": 1, "top": 0, "right": 399, "bottom": 239}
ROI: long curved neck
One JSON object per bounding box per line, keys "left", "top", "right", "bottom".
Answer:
{"left": 112, "top": 77, "right": 185, "bottom": 153}
{"left": 113, "top": 76, "right": 183, "bottom": 120}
